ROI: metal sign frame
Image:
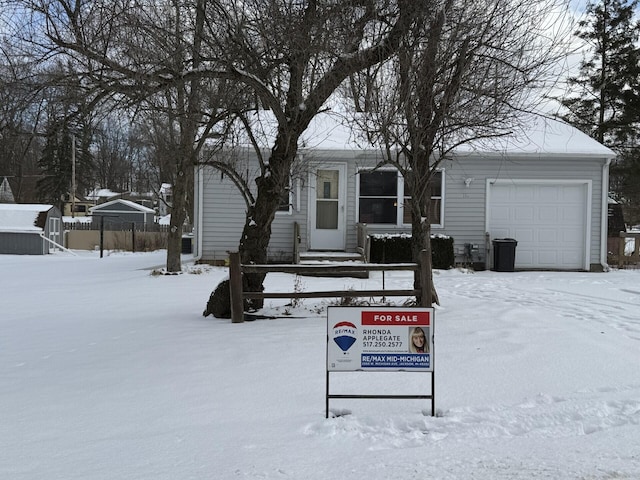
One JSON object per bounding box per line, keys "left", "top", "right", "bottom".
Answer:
{"left": 325, "top": 306, "right": 435, "bottom": 418}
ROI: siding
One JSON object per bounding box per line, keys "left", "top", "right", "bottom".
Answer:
{"left": 0, "top": 232, "right": 45, "bottom": 255}
{"left": 196, "top": 150, "right": 608, "bottom": 268}
{"left": 442, "top": 156, "right": 605, "bottom": 268}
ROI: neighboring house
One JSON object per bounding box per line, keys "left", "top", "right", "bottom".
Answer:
{"left": 86, "top": 188, "right": 121, "bottom": 204}
{"left": 158, "top": 183, "right": 173, "bottom": 217}
{"left": 193, "top": 114, "right": 616, "bottom": 271}
{"left": 0, "top": 204, "right": 63, "bottom": 254}
{"left": 62, "top": 193, "right": 94, "bottom": 217}
{"left": 90, "top": 199, "right": 155, "bottom": 229}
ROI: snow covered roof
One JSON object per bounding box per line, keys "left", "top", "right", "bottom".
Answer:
{"left": 86, "top": 188, "right": 121, "bottom": 201}
{"left": 89, "top": 199, "right": 155, "bottom": 214}
{"left": 236, "top": 110, "right": 615, "bottom": 159}
{"left": 454, "top": 114, "right": 616, "bottom": 158}
{"left": 0, "top": 204, "right": 55, "bottom": 233}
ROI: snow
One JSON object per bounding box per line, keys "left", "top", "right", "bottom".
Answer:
{"left": 454, "top": 114, "right": 616, "bottom": 158}
{"left": 1, "top": 250, "right": 639, "bottom": 479}
{"left": 0, "top": 204, "right": 52, "bottom": 233}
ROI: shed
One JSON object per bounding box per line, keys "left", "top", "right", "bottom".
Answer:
{"left": 90, "top": 199, "right": 155, "bottom": 229}
{"left": 0, "top": 204, "right": 63, "bottom": 254}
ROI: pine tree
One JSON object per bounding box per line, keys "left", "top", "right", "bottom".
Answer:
{"left": 560, "top": 0, "right": 640, "bottom": 223}
{"left": 37, "top": 119, "right": 73, "bottom": 209}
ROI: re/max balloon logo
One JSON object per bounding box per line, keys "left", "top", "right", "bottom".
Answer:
{"left": 332, "top": 321, "right": 357, "bottom": 352}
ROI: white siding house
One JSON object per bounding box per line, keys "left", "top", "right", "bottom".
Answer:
{"left": 193, "top": 114, "right": 615, "bottom": 271}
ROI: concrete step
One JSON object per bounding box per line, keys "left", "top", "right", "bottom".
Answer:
{"left": 299, "top": 251, "right": 364, "bottom": 263}
{"left": 297, "top": 251, "right": 369, "bottom": 278}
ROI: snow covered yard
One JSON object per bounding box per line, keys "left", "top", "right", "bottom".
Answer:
{"left": 1, "top": 250, "right": 639, "bottom": 479}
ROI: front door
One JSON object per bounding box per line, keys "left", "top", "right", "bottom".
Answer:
{"left": 309, "top": 164, "right": 346, "bottom": 250}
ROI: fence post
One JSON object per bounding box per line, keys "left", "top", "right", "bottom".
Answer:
{"left": 420, "top": 249, "right": 431, "bottom": 307}
{"left": 618, "top": 231, "right": 625, "bottom": 268}
{"left": 131, "top": 222, "right": 136, "bottom": 253}
{"left": 99, "top": 216, "right": 105, "bottom": 258}
{"left": 229, "top": 252, "right": 244, "bottom": 323}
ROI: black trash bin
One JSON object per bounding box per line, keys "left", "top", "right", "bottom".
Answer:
{"left": 181, "top": 235, "right": 193, "bottom": 254}
{"left": 492, "top": 238, "right": 517, "bottom": 272}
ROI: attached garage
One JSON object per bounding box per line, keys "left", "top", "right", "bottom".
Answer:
{"left": 487, "top": 180, "right": 591, "bottom": 270}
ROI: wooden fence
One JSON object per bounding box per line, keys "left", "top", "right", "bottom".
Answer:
{"left": 613, "top": 231, "right": 640, "bottom": 268}
{"left": 64, "top": 222, "right": 192, "bottom": 233}
{"left": 227, "top": 250, "right": 431, "bottom": 323}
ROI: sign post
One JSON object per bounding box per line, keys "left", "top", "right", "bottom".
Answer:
{"left": 326, "top": 306, "right": 435, "bottom": 418}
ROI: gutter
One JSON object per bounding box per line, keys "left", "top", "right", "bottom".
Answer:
{"left": 192, "top": 165, "right": 204, "bottom": 263}
{"left": 600, "top": 157, "right": 613, "bottom": 270}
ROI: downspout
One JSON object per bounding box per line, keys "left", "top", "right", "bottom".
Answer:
{"left": 192, "top": 165, "right": 204, "bottom": 263}
{"left": 600, "top": 157, "right": 612, "bottom": 270}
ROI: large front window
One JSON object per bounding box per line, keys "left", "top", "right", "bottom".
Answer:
{"left": 357, "top": 170, "right": 443, "bottom": 226}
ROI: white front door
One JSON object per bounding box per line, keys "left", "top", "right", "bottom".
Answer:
{"left": 309, "top": 164, "right": 346, "bottom": 250}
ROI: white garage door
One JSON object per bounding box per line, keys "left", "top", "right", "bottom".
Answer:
{"left": 488, "top": 181, "right": 590, "bottom": 269}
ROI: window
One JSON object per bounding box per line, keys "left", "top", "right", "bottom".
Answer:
{"left": 357, "top": 169, "right": 443, "bottom": 226}
{"left": 276, "top": 187, "right": 292, "bottom": 213}
{"left": 358, "top": 170, "right": 399, "bottom": 224}
{"left": 402, "top": 171, "right": 442, "bottom": 225}
{"left": 276, "top": 178, "right": 298, "bottom": 214}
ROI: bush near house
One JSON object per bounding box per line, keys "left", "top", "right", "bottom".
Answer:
{"left": 369, "top": 234, "right": 454, "bottom": 269}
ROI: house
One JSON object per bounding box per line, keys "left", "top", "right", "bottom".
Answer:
{"left": 0, "top": 204, "right": 63, "bottom": 254}
{"left": 158, "top": 183, "right": 173, "bottom": 217}
{"left": 90, "top": 199, "right": 155, "bottom": 229}
{"left": 193, "top": 114, "right": 616, "bottom": 271}
{"left": 62, "top": 193, "right": 94, "bottom": 217}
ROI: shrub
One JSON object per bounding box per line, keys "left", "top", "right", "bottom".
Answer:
{"left": 369, "top": 234, "right": 454, "bottom": 269}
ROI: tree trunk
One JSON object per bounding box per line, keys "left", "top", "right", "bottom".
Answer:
{"left": 166, "top": 161, "right": 188, "bottom": 272}
{"left": 238, "top": 138, "right": 296, "bottom": 310}
{"left": 408, "top": 165, "right": 440, "bottom": 307}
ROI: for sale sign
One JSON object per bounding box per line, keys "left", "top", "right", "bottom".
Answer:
{"left": 327, "top": 306, "right": 434, "bottom": 372}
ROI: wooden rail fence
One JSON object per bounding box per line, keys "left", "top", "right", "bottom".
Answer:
{"left": 228, "top": 250, "right": 431, "bottom": 323}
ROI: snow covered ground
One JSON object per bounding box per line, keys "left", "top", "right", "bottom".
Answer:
{"left": 1, "top": 250, "right": 639, "bottom": 479}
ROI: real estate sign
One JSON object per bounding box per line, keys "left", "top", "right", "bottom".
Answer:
{"left": 327, "top": 306, "right": 434, "bottom": 372}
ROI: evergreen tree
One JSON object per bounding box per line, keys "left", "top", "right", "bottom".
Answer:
{"left": 36, "top": 64, "right": 94, "bottom": 211}
{"left": 560, "top": 0, "right": 640, "bottom": 223}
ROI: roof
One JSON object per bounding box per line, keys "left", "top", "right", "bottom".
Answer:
{"left": 89, "top": 199, "right": 155, "bottom": 214}
{"left": 86, "top": 188, "right": 121, "bottom": 201}
{"left": 453, "top": 114, "right": 616, "bottom": 159}
{"left": 0, "top": 204, "right": 55, "bottom": 233}
{"left": 236, "top": 110, "right": 616, "bottom": 159}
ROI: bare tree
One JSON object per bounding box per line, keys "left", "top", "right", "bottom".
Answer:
{"left": 348, "top": 0, "right": 573, "bottom": 305}
{"left": 197, "top": 0, "right": 422, "bottom": 306}
{"left": 5, "top": 0, "right": 246, "bottom": 271}
{"left": 0, "top": 35, "right": 46, "bottom": 202}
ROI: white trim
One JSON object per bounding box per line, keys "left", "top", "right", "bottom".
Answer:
{"left": 486, "top": 178, "right": 592, "bottom": 270}
{"left": 194, "top": 166, "right": 205, "bottom": 261}
{"left": 601, "top": 159, "right": 612, "bottom": 269}
{"left": 40, "top": 233, "right": 77, "bottom": 255}
{"left": 308, "top": 163, "right": 347, "bottom": 250}
{"left": 355, "top": 167, "right": 445, "bottom": 228}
